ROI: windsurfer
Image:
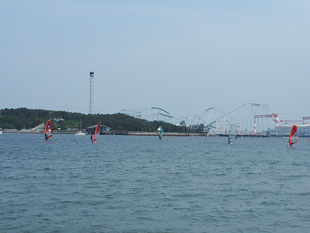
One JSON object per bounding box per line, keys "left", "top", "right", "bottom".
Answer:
{"left": 158, "top": 126, "right": 163, "bottom": 140}
{"left": 289, "top": 125, "right": 298, "bottom": 147}
{"left": 44, "top": 120, "right": 53, "bottom": 140}
{"left": 90, "top": 134, "right": 94, "bottom": 143}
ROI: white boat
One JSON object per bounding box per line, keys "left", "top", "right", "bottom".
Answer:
{"left": 74, "top": 119, "right": 86, "bottom": 135}
{"left": 0, "top": 128, "right": 2, "bottom": 134}
{"left": 75, "top": 130, "right": 86, "bottom": 136}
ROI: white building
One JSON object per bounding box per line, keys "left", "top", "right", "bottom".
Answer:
{"left": 277, "top": 125, "right": 310, "bottom": 137}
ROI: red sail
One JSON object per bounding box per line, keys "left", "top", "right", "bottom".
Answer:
{"left": 289, "top": 125, "right": 298, "bottom": 146}
{"left": 44, "top": 120, "right": 53, "bottom": 140}
{"left": 94, "top": 122, "right": 101, "bottom": 142}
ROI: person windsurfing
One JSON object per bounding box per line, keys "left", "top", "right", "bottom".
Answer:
{"left": 92, "top": 122, "right": 101, "bottom": 143}
{"left": 228, "top": 129, "right": 237, "bottom": 144}
{"left": 90, "top": 133, "right": 94, "bottom": 143}
{"left": 157, "top": 125, "right": 163, "bottom": 140}
{"left": 289, "top": 125, "right": 298, "bottom": 147}
{"left": 44, "top": 120, "right": 53, "bottom": 141}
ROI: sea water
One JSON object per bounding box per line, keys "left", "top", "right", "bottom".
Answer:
{"left": 0, "top": 134, "right": 309, "bottom": 233}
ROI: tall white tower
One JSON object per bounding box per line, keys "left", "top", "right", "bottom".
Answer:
{"left": 89, "top": 71, "right": 94, "bottom": 114}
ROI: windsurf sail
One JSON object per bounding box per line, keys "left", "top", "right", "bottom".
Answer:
{"left": 289, "top": 125, "right": 298, "bottom": 147}
{"left": 94, "top": 122, "right": 101, "bottom": 143}
{"left": 44, "top": 120, "right": 53, "bottom": 140}
{"left": 157, "top": 125, "right": 163, "bottom": 140}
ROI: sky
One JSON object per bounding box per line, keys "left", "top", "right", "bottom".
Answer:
{"left": 1, "top": 0, "right": 310, "bottom": 120}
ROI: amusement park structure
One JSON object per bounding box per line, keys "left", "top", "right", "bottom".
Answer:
{"left": 302, "top": 116, "right": 310, "bottom": 125}
{"left": 253, "top": 113, "right": 279, "bottom": 134}
{"left": 122, "top": 107, "right": 173, "bottom": 122}
{"left": 204, "top": 103, "right": 268, "bottom": 135}
{"left": 279, "top": 117, "right": 310, "bottom": 126}
{"left": 280, "top": 120, "right": 304, "bottom": 125}
{"left": 121, "top": 104, "right": 310, "bottom": 136}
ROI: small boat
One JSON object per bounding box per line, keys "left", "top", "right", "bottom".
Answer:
{"left": 75, "top": 119, "right": 86, "bottom": 135}
{"left": 75, "top": 131, "right": 86, "bottom": 136}
{"left": 0, "top": 128, "right": 3, "bottom": 134}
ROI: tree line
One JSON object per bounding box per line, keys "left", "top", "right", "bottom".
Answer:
{"left": 0, "top": 108, "right": 206, "bottom": 133}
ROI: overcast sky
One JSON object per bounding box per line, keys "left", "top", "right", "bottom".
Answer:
{"left": 1, "top": 0, "right": 309, "bottom": 120}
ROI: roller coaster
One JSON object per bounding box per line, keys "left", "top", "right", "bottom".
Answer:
{"left": 121, "top": 103, "right": 277, "bottom": 135}
{"left": 122, "top": 107, "right": 174, "bottom": 123}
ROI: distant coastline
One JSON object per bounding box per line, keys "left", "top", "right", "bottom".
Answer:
{"left": 2, "top": 108, "right": 309, "bottom": 137}
{"left": 1, "top": 129, "right": 277, "bottom": 137}
{"left": 0, "top": 108, "right": 191, "bottom": 134}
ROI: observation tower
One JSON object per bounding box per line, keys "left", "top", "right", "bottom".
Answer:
{"left": 89, "top": 71, "right": 94, "bottom": 114}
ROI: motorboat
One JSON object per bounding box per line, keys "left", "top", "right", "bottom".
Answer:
{"left": 74, "top": 131, "right": 86, "bottom": 136}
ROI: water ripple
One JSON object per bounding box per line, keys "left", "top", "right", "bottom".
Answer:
{"left": 0, "top": 134, "right": 310, "bottom": 232}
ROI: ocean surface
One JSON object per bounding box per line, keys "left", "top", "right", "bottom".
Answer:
{"left": 0, "top": 134, "right": 310, "bottom": 233}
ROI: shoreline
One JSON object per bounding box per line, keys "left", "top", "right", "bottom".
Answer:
{"left": 0, "top": 129, "right": 284, "bottom": 137}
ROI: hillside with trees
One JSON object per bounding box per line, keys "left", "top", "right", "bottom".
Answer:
{"left": 0, "top": 108, "right": 205, "bottom": 133}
